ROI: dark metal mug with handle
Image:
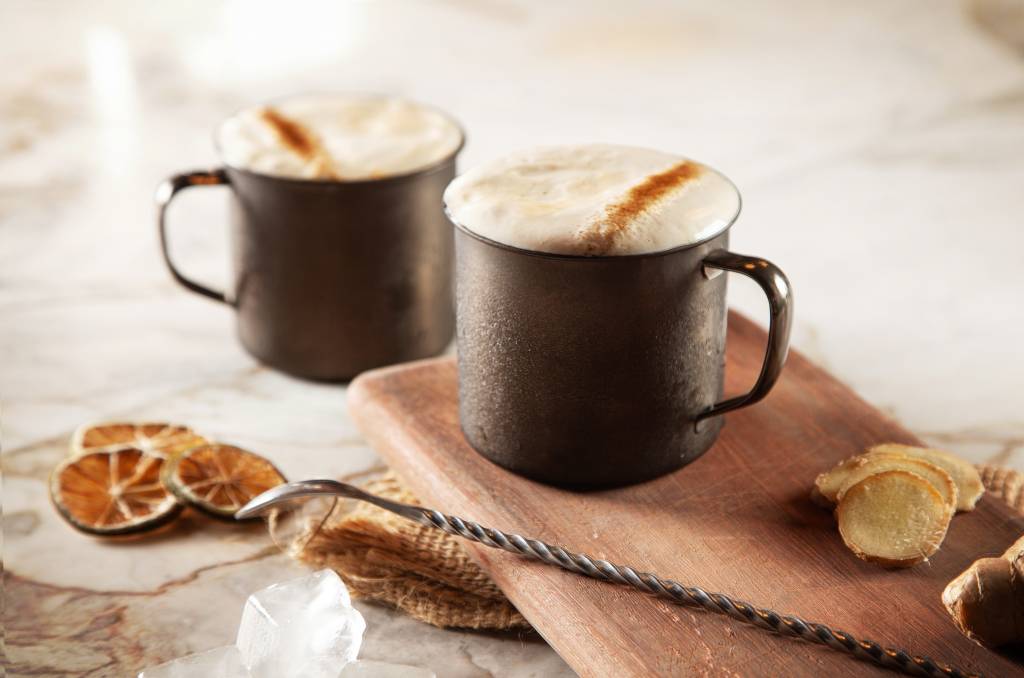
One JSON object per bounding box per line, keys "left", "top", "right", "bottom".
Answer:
{"left": 156, "top": 129, "right": 463, "bottom": 381}
{"left": 453, "top": 220, "right": 792, "bottom": 487}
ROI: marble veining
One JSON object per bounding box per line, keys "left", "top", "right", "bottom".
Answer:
{"left": 3, "top": 1, "right": 1024, "bottom": 675}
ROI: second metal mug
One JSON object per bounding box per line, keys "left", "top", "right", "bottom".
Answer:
{"left": 454, "top": 224, "right": 793, "bottom": 487}
{"left": 156, "top": 122, "right": 463, "bottom": 381}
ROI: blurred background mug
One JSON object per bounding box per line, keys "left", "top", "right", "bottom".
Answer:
{"left": 155, "top": 95, "right": 464, "bottom": 381}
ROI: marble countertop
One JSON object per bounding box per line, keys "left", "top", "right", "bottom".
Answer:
{"left": 4, "top": 1, "right": 1023, "bottom": 675}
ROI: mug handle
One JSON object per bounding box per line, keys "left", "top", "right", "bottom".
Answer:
{"left": 155, "top": 168, "right": 232, "bottom": 304}
{"left": 697, "top": 249, "right": 794, "bottom": 421}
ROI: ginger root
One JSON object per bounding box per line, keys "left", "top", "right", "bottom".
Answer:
{"left": 942, "top": 535, "right": 1024, "bottom": 648}
{"left": 836, "top": 470, "right": 953, "bottom": 567}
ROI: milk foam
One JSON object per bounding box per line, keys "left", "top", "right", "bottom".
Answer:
{"left": 217, "top": 94, "right": 463, "bottom": 181}
{"left": 444, "top": 145, "right": 740, "bottom": 256}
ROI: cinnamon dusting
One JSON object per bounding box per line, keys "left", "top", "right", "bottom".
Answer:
{"left": 584, "top": 161, "right": 701, "bottom": 255}
{"left": 258, "top": 107, "right": 338, "bottom": 178}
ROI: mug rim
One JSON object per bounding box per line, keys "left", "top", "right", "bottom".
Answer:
{"left": 211, "top": 91, "right": 466, "bottom": 187}
{"left": 446, "top": 182, "right": 742, "bottom": 262}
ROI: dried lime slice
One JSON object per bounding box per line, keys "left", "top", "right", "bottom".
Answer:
{"left": 161, "top": 443, "right": 286, "bottom": 519}
{"left": 72, "top": 422, "right": 207, "bottom": 459}
{"left": 50, "top": 448, "right": 183, "bottom": 536}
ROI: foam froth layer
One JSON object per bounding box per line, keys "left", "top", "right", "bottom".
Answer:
{"left": 217, "top": 94, "right": 463, "bottom": 181}
{"left": 444, "top": 145, "right": 740, "bottom": 256}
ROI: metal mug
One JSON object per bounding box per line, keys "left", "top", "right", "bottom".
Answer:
{"left": 155, "top": 114, "right": 464, "bottom": 381}
{"left": 453, "top": 215, "right": 793, "bottom": 487}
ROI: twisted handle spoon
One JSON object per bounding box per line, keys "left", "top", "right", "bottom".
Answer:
{"left": 237, "top": 479, "right": 979, "bottom": 678}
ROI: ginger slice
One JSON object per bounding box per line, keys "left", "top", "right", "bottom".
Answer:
{"left": 813, "top": 455, "right": 865, "bottom": 506}
{"left": 836, "top": 470, "right": 952, "bottom": 568}
{"left": 813, "top": 451, "right": 916, "bottom": 505}
{"left": 830, "top": 456, "right": 957, "bottom": 510}
{"left": 866, "top": 443, "right": 983, "bottom": 511}
{"left": 942, "top": 535, "right": 1024, "bottom": 648}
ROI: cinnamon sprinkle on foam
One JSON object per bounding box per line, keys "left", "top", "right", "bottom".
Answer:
{"left": 257, "top": 107, "right": 338, "bottom": 178}
{"left": 584, "top": 161, "right": 702, "bottom": 255}
{"left": 258, "top": 108, "right": 316, "bottom": 157}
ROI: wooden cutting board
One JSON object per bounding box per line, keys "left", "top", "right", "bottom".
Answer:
{"left": 348, "top": 312, "right": 1023, "bottom": 677}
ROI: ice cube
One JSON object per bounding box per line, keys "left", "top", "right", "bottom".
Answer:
{"left": 236, "top": 569, "right": 366, "bottom": 678}
{"left": 340, "top": 660, "right": 436, "bottom": 677}
{"left": 138, "top": 645, "right": 249, "bottom": 678}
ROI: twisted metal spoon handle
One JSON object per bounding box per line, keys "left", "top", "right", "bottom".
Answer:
{"left": 238, "top": 481, "right": 979, "bottom": 678}
{"left": 413, "top": 509, "right": 976, "bottom": 678}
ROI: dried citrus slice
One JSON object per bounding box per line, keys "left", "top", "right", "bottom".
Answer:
{"left": 50, "top": 448, "right": 183, "bottom": 536}
{"left": 161, "top": 444, "right": 286, "bottom": 519}
{"left": 72, "top": 422, "right": 207, "bottom": 459}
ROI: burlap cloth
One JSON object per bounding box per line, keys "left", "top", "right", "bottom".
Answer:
{"left": 291, "top": 464, "right": 1024, "bottom": 632}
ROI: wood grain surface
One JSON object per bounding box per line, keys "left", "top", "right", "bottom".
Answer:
{"left": 347, "top": 312, "right": 1024, "bottom": 677}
